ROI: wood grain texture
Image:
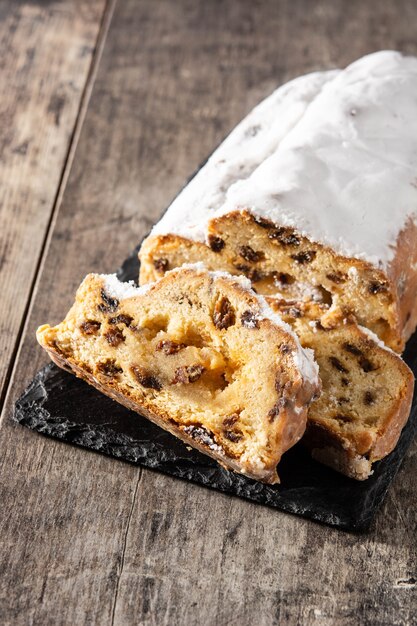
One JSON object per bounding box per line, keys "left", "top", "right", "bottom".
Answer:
{"left": 1, "top": 1, "right": 417, "bottom": 625}
{"left": 0, "top": 0, "right": 106, "bottom": 401}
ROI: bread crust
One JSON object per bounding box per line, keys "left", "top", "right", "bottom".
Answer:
{"left": 387, "top": 218, "right": 417, "bottom": 344}
{"left": 367, "top": 374, "right": 414, "bottom": 462}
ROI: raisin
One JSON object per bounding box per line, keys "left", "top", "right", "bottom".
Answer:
{"left": 213, "top": 297, "right": 236, "bottom": 330}
{"left": 253, "top": 215, "right": 272, "bottom": 229}
{"left": 183, "top": 424, "right": 218, "bottom": 449}
{"left": 335, "top": 413, "right": 353, "bottom": 423}
{"left": 329, "top": 356, "right": 348, "bottom": 373}
{"left": 268, "top": 403, "right": 281, "bottom": 421}
{"left": 96, "top": 359, "right": 123, "bottom": 377}
{"left": 341, "top": 377, "right": 350, "bottom": 387}
{"left": 368, "top": 281, "right": 388, "bottom": 294}
{"left": 338, "top": 397, "right": 349, "bottom": 405}
{"left": 241, "top": 310, "right": 259, "bottom": 328}
{"left": 282, "top": 232, "right": 301, "bottom": 246}
{"left": 208, "top": 235, "right": 225, "bottom": 252}
{"left": 98, "top": 289, "right": 119, "bottom": 313}
{"left": 364, "top": 390, "right": 376, "bottom": 405}
{"left": 234, "top": 263, "right": 250, "bottom": 274}
{"left": 80, "top": 320, "right": 101, "bottom": 335}
{"left": 268, "top": 227, "right": 301, "bottom": 247}
{"left": 153, "top": 258, "right": 169, "bottom": 273}
{"left": 156, "top": 340, "right": 187, "bottom": 355}
{"left": 245, "top": 124, "right": 262, "bottom": 137}
{"left": 104, "top": 328, "right": 125, "bottom": 347}
{"left": 267, "top": 397, "right": 288, "bottom": 421}
{"left": 342, "top": 342, "right": 363, "bottom": 356}
{"left": 326, "top": 272, "right": 347, "bottom": 284}
{"left": 224, "top": 430, "right": 243, "bottom": 443}
{"left": 280, "top": 343, "right": 291, "bottom": 354}
{"left": 290, "top": 250, "right": 316, "bottom": 264}
{"left": 238, "top": 245, "right": 265, "bottom": 263}
{"left": 359, "top": 356, "right": 376, "bottom": 372}
{"left": 274, "top": 272, "right": 295, "bottom": 285}
{"left": 233, "top": 264, "right": 264, "bottom": 282}
{"left": 275, "top": 378, "right": 293, "bottom": 395}
{"left": 131, "top": 365, "right": 162, "bottom": 390}
{"left": 172, "top": 364, "right": 205, "bottom": 384}
{"left": 247, "top": 269, "right": 264, "bottom": 282}
{"left": 109, "top": 314, "right": 133, "bottom": 327}
{"left": 343, "top": 342, "right": 376, "bottom": 371}
{"left": 223, "top": 414, "right": 240, "bottom": 427}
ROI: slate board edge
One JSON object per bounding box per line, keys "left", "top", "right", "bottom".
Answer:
{"left": 13, "top": 363, "right": 369, "bottom": 533}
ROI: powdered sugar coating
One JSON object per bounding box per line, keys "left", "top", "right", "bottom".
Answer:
{"left": 102, "top": 274, "right": 150, "bottom": 300}
{"left": 151, "top": 51, "right": 417, "bottom": 270}
{"left": 151, "top": 70, "right": 339, "bottom": 241}
{"left": 176, "top": 261, "right": 254, "bottom": 291}
{"left": 358, "top": 325, "right": 395, "bottom": 355}
{"left": 221, "top": 51, "right": 417, "bottom": 269}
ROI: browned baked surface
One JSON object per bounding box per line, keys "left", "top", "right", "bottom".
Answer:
{"left": 139, "top": 210, "right": 417, "bottom": 352}
{"left": 267, "top": 298, "right": 414, "bottom": 479}
{"left": 36, "top": 269, "right": 319, "bottom": 484}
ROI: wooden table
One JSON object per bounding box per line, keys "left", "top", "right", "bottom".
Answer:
{"left": 1, "top": 2, "right": 416, "bottom": 624}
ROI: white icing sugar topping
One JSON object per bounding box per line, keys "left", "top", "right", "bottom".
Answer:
{"left": 175, "top": 261, "right": 254, "bottom": 290}
{"left": 221, "top": 51, "right": 417, "bottom": 268}
{"left": 150, "top": 51, "right": 417, "bottom": 270}
{"left": 358, "top": 324, "right": 395, "bottom": 354}
{"left": 151, "top": 69, "right": 339, "bottom": 241}
{"left": 101, "top": 274, "right": 149, "bottom": 300}
{"left": 255, "top": 293, "right": 320, "bottom": 385}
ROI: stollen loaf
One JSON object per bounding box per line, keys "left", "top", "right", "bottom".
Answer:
{"left": 139, "top": 51, "right": 417, "bottom": 352}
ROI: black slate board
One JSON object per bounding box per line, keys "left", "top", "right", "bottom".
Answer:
{"left": 14, "top": 244, "right": 417, "bottom": 532}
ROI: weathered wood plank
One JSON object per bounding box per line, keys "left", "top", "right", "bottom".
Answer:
{"left": 1, "top": 1, "right": 416, "bottom": 625}
{"left": 0, "top": 0, "right": 107, "bottom": 401}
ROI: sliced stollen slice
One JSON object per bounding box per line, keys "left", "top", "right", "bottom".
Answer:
{"left": 36, "top": 266, "right": 320, "bottom": 484}
{"left": 267, "top": 298, "right": 414, "bottom": 480}
{"left": 139, "top": 51, "right": 417, "bottom": 352}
